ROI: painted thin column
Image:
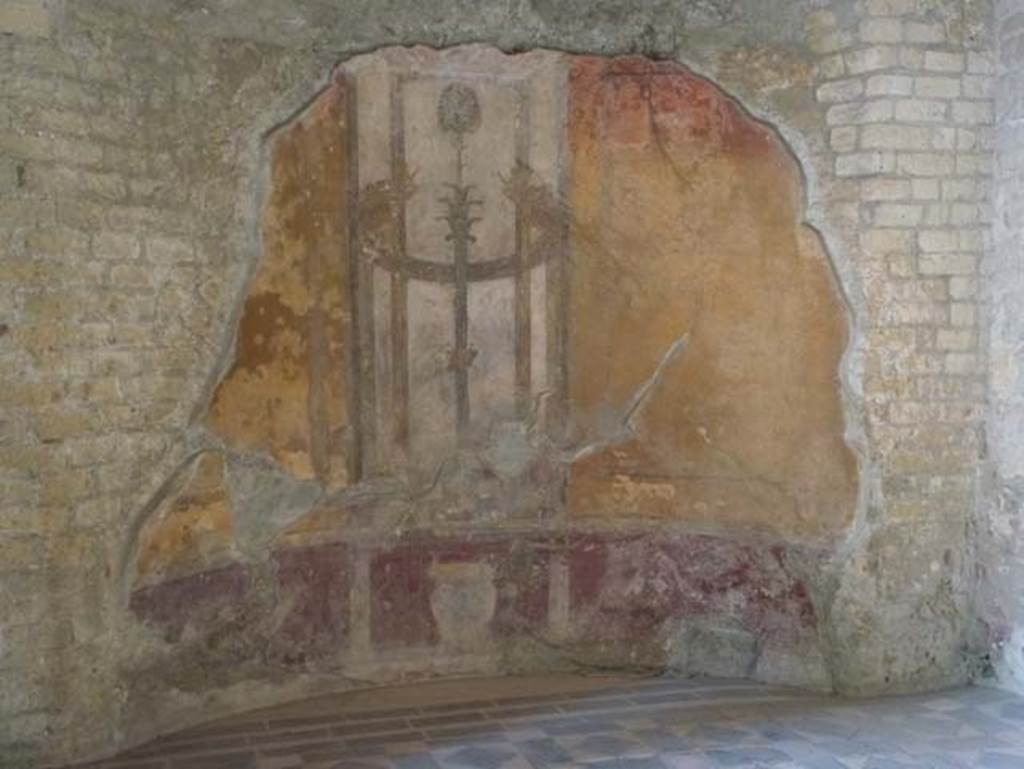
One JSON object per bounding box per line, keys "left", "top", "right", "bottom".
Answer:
{"left": 452, "top": 131, "right": 472, "bottom": 444}
{"left": 389, "top": 76, "right": 410, "bottom": 451}
{"left": 514, "top": 86, "right": 533, "bottom": 420}
{"left": 347, "top": 74, "right": 374, "bottom": 481}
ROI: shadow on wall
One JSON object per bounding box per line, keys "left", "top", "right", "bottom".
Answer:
{"left": 120, "top": 44, "right": 858, "bottom": 740}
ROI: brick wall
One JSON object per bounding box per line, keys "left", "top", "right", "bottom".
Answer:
{"left": 802, "top": 0, "right": 993, "bottom": 693}
{"left": 0, "top": 0, "right": 1001, "bottom": 764}
{"left": 1, "top": 3, "right": 121, "bottom": 761}
{"left": 0, "top": 2, "right": 260, "bottom": 761}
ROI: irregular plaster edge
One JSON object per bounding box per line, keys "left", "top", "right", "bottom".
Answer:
{"left": 124, "top": 44, "right": 870, "bottom": 696}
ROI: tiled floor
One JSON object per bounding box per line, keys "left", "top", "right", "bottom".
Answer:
{"left": 77, "top": 675, "right": 1024, "bottom": 769}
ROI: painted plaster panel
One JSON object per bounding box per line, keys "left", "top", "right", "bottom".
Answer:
{"left": 124, "top": 44, "right": 855, "bottom": 744}
{"left": 201, "top": 46, "right": 854, "bottom": 542}
{"left": 568, "top": 533, "right": 817, "bottom": 643}
{"left": 127, "top": 529, "right": 820, "bottom": 679}
{"left": 270, "top": 543, "right": 351, "bottom": 663}
{"left": 566, "top": 57, "right": 856, "bottom": 542}
{"left": 207, "top": 80, "right": 353, "bottom": 488}
{"left": 369, "top": 536, "right": 552, "bottom": 650}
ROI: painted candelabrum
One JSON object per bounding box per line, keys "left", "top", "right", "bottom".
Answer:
{"left": 352, "top": 75, "right": 568, "bottom": 482}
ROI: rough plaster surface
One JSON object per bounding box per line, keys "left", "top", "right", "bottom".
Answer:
{"left": 0, "top": 1, "right": 997, "bottom": 766}
{"left": 977, "top": 0, "right": 1024, "bottom": 692}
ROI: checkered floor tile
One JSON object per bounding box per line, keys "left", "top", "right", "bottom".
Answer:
{"left": 68, "top": 677, "right": 1024, "bottom": 768}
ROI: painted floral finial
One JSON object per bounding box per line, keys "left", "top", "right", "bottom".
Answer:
{"left": 438, "top": 82, "right": 481, "bottom": 136}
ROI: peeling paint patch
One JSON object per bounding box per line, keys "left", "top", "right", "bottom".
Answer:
{"left": 129, "top": 564, "right": 252, "bottom": 643}
{"left": 134, "top": 452, "right": 236, "bottom": 587}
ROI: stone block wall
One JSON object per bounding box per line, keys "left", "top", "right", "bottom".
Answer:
{"left": 0, "top": 1, "right": 1004, "bottom": 766}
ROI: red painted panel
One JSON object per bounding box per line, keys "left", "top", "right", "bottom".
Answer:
{"left": 568, "top": 533, "right": 817, "bottom": 644}
{"left": 271, "top": 543, "right": 351, "bottom": 663}
{"left": 129, "top": 564, "right": 251, "bottom": 643}
{"left": 370, "top": 542, "right": 438, "bottom": 648}
{"left": 369, "top": 535, "right": 553, "bottom": 649}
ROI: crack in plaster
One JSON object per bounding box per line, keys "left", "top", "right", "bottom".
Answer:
{"left": 570, "top": 332, "right": 691, "bottom": 464}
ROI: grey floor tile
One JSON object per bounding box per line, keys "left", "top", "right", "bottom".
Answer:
{"left": 442, "top": 745, "right": 521, "bottom": 769}
{"left": 390, "top": 753, "right": 444, "bottom": 769}
{"left": 926, "top": 735, "right": 1010, "bottom": 752}
{"left": 543, "top": 718, "right": 621, "bottom": 736}
{"left": 979, "top": 752, "right": 1024, "bottom": 769}
{"left": 516, "top": 737, "right": 575, "bottom": 768}
{"left": 805, "top": 740, "right": 874, "bottom": 761}
{"left": 568, "top": 734, "right": 652, "bottom": 761}
{"left": 681, "top": 724, "right": 752, "bottom": 745}
{"left": 627, "top": 729, "right": 692, "bottom": 752}
{"left": 904, "top": 753, "right": 973, "bottom": 769}
{"left": 658, "top": 755, "right": 717, "bottom": 769}
{"left": 859, "top": 757, "right": 917, "bottom": 769}
{"left": 786, "top": 757, "right": 848, "bottom": 769}
{"left": 583, "top": 758, "right": 668, "bottom": 769}
{"left": 705, "top": 747, "right": 792, "bottom": 767}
